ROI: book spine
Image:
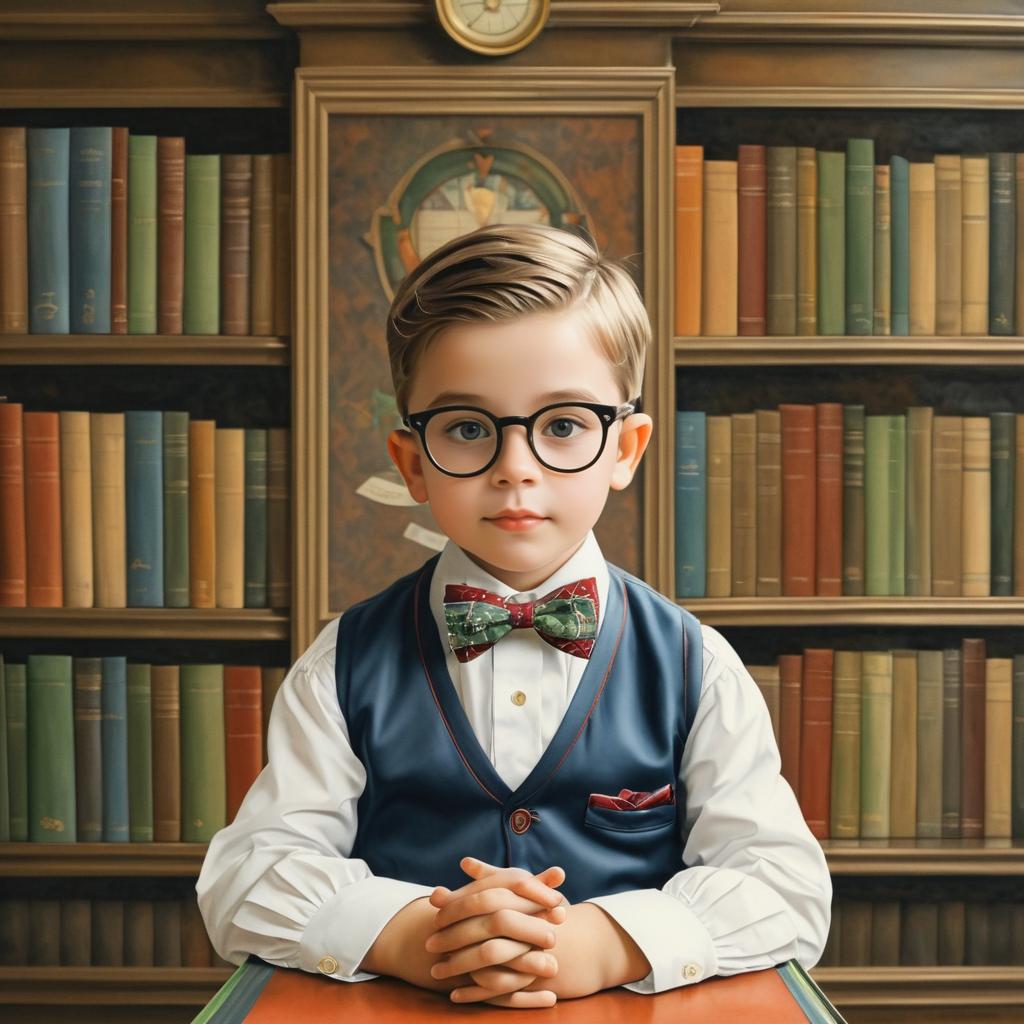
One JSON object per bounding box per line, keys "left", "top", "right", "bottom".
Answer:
{"left": 221, "top": 153, "right": 253, "bottom": 335}
{"left": 90, "top": 412, "right": 127, "bottom": 608}
{"left": 110, "top": 126, "right": 128, "bottom": 334}
{"left": 730, "top": 413, "right": 757, "bottom": 596}
{"left": 127, "top": 135, "right": 158, "bottom": 334}
{"left": 101, "top": 656, "right": 129, "bottom": 842}
{"left": 845, "top": 138, "right": 874, "bottom": 335}
{"left": 860, "top": 650, "right": 893, "bottom": 839}
{"left": 755, "top": 409, "right": 781, "bottom": 596}
{"left": 251, "top": 154, "right": 275, "bottom": 336}
{"left": 989, "top": 152, "right": 1016, "bottom": 334}
{"left": 780, "top": 404, "right": 816, "bottom": 596}
{"left": 961, "top": 638, "right": 987, "bottom": 839}
{"left": 183, "top": 154, "right": 221, "bottom": 334}
{"left": 225, "top": 665, "right": 263, "bottom": 821}
{"left": 962, "top": 417, "right": 992, "bottom": 596}
{"left": 766, "top": 146, "right": 797, "bottom": 335}
{"left": 125, "top": 900, "right": 155, "bottom": 966}
{"left": 0, "top": 658, "right": 7, "bottom": 839}
{"left": 830, "top": 649, "right": 862, "bottom": 838}
{"left": 157, "top": 136, "right": 186, "bottom": 334}
{"left": 244, "top": 428, "right": 268, "bottom": 607}
{"left": 674, "top": 145, "right": 704, "bottom": 337}
{"left": 908, "top": 163, "right": 936, "bottom": 335}
{"left": 942, "top": 648, "right": 963, "bottom": 838}
{"left": 935, "top": 154, "right": 963, "bottom": 335}
{"left": 796, "top": 147, "right": 817, "bottom": 336}
{"left": 59, "top": 898, "right": 91, "bottom": 966}
{"left": 778, "top": 653, "right": 802, "bottom": 794}
{"left": 72, "top": 657, "right": 103, "bottom": 842}
{"left": 267, "top": 427, "right": 290, "bottom": 608}
{"left": 151, "top": 664, "right": 181, "bottom": 842}
{"left": 890, "top": 155, "right": 910, "bottom": 335}
{"left": 864, "top": 415, "right": 891, "bottom": 595}
{"left": 5, "top": 663, "right": 27, "bottom": 840}
{"left": 906, "top": 406, "right": 934, "bottom": 597}
{"left": 181, "top": 664, "right": 226, "bottom": 842}
{"left": 0, "top": 127, "right": 28, "bottom": 332}
{"left": 125, "top": 410, "right": 164, "bottom": 607}
{"left": 675, "top": 411, "right": 706, "bottom": 598}
{"left": 0, "top": 403, "right": 27, "bottom": 607}
{"left": 59, "top": 411, "right": 94, "bottom": 607}
{"left": 962, "top": 155, "right": 990, "bottom": 334}
{"left": 69, "top": 126, "right": 112, "bottom": 333}
{"left": 163, "top": 411, "right": 190, "bottom": 608}
{"left": 932, "top": 416, "right": 964, "bottom": 596}
{"left": 1013, "top": 655, "right": 1024, "bottom": 838}
{"left": 887, "top": 416, "right": 907, "bottom": 596}
{"left": 737, "top": 144, "right": 766, "bottom": 336}
{"left": 873, "top": 164, "right": 891, "bottom": 335}
{"left": 1016, "top": 415, "right": 1024, "bottom": 596}
{"left": 815, "top": 403, "right": 843, "bottom": 596}
{"left": 917, "top": 650, "right": 945, "bottom": 839}
{"left": 153, "top": 899, "right": 182, "bottom": 966}
{"left": 842, "top": 404, "right": 866, "bottom": 595}
{"left": 890, "top": 650, "right": 918, "bottom": 837}
{"left": 27, "top": 127, "right": 70, "bottom": 333}
{"left": 215, "top": 428, "right": 246, "bottom": 608}
{"left": 799, "top": 648, "right": 834, "bottom": 839}
{"left": 272, "top": 153, "right": 292, "bottom": 338}
{"left": 816, "top": 151, "right": 845, "bottom": 335}
{"left": 701, "top": 160, "right": 738, "bottom": 336}
{"left": 984, "top": 658, "right": 1013, "bottom": 838}
{"left": 126, "top": 662, "right": 153, "bottom": 842}
{"left": 27, "top": 655, "right": 76, "bottom": 842}
{"left": 261, "top": 666, "right": 286, "bottom": 756}
{"left": 990, "top": 411, "right": 1015, "bottom": 596}
{"left": 23, "top": 411, "right": 63, "bottom": 607}
{"left": 189, "top": 419, "right": 217, "bottom": 607}
{"left": 705, "top": 416, "right": 732, "bottom": 597}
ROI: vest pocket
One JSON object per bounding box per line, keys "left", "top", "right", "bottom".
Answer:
{"left": 583, "top": 801, "right": 677, "bottom": 833}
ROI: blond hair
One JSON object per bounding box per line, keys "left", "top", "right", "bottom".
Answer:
{"left": 386, "top": 223, "right": 649, "bottom": 417}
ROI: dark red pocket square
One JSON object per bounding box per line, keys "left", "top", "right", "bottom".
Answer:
{"left": 587, "top": 783, "right": 675, "bottom": 811}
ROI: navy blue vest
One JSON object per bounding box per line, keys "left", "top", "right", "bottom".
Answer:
{"left": 335, "top": 553, "right": 704, "bottom": 904}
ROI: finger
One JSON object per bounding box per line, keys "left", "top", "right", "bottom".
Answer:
{"left": 426, "top": 907, "right": 557, "bottom": 955}
{"left": 464, "top": 964, "right": 544, "bottom": 994}
{"left": 429, "top": 938, "right": 534, "bottom": 980}
{"left": 480, "top": 990, "right": 558, "bottom": 1009}
{"left": 430, "top": 862, "right": 564, "bottom": 909}
{"left": 499, "top": 948, "right": 560, "bottom": 978}
{"left": 433, "top": 881, "right": 564, "bottom": 929}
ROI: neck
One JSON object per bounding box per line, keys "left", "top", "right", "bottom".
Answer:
{"left": 461, "top": 536, "right": 588, "bottom": 593}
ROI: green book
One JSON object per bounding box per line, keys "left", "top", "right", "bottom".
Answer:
{"left": 905, "top": 407, "right": 933, "bottom": 597}
{"left": 842, "top": 404, "right": 866, "bottom": 596}
{"left": 128, "top": 134, "right": 158, "bottom": 333}
{"left": 890, "top": 155, "right": 910, "bottom": 335}
{"left": 6, "top": 662, "right": 28, "bottom": 841}
{"left": 127, "top": 662, "right": 153, "bottom": 842}
{"left": 766, "top": 146, "right": 797, "bottom": 334}
{"left": 864, "top": 415, "right": 891, "bottom": 595}
{"left": 861, "top": 650, "right": 893, "bottom": 839}
{"left": 845, "top": 138, "right": 874, "bottom": 335}
{"left": 27, "top": 655, "right": 76, "bottom": 842}
{"left": 0, "top": 656, "right": 8, "bottom": 841}
{"left": 163, "top": 410, "right": 190, "bottom": 607}
{"left": 183, "top": 153, "right": 221, "bottom": 335}
{"left": 817, "top": 151, "right": 846, "bottom": 335}
{"left": 990, "top": 411, "right": 1016, "bottom": 595}
{"left": 244, "top": 428, "right": 268, "bottom": 608}
{"left": 916, "top": 649, "right": 944, "bottom": 840}
{"left": 830, "top": 650, "right": 862, "bottom": 838}
{"left": 181, "top": 663, "right": 226, "bottom": 842}
{"left": 989, "top": 152, "right": 1016, "bottom": 335}
{"left": 887, "top": 415, "right": 906, "bottom": 596}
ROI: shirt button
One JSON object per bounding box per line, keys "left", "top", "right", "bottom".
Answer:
{"left": 510, "top": 808, "right": 532, "bottom": 834}
{"left": 511, "top": 690, "right": 527, "bottom": 706}
{"left": 318, "top": 954, "right": 339, "bottom": 974}
{"left": 682, "top": 962, "right": 701, "bottom": 981}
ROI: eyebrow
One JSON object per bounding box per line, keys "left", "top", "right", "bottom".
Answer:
{"left": 425, "top": 388, "right": 604, "bottom": 408}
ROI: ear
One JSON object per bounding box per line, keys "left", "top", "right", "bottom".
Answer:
{"left": 609, "top": 413, "right": 653, "bottom": 491}
{"left": 387, "top": 428, "right": 430, "bottom": 504}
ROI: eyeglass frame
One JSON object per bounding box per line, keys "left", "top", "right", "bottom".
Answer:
{"left": 401, "top": 397, "right": 643, "bottom": 478}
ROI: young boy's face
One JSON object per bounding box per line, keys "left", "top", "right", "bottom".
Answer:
{"left": 388, "top": 308, "right": 653, "bottom": 592}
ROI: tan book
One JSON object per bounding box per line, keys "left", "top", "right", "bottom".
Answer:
{"left": 267, "top": 427, "right": 290, "bottom": 608}
{"left": 796, "top": 146, "right": 817, "bottom": 336}
{"left": 906, "top": 406, "right": 933, "bottom": 596}
{"left": 890, "top": 649, "right": 918, "bottom": 839}
{"left": 1016, "top": 415, "right": 1024, "bottom": 596}
{"left": 701, "top": 161, "right": 738, "bottom": 336}
{"left": 215, "top": 428, "right": 245, "bottom": 608}
{"left": 755, "top": 408, "right": 782, "bottom": 596}
{"left": 59, "top": 411, "right": 93, "bottom": 608}
{"left": 706, "top": 415, "right": 732, "bottom": 597}
{"left": 931, "top": 415, "right": 963, "bottom": 597}
{"left": 961, "top": 155, "right": 990, "bottom": 334}
{"left": 189, "top": 420, "right": 216, "bottom": 608}
{"left": 748, "top": 664, "right": 781, "bottom": 748}
{"left": 873, "top": 164, "right": 891, "bottom": 335}
{"left": 730, "top": 413, "right": 756, "bottom": 596}
{"left": 935, "top": 155, "right": 963, "bottom": 336}
{"left": 0, "top": 127, "right": 28, "bottom": 333}
{"left": 674, "top": 145, "right": 703, "bottom": 336}
{"left": 830, "top": 649, "right": 862, "bottom": 839}
{"left": 916, "top": 649, "right": 944, "bottom": 839}
{"left": 250, "top": 154, "right": 275, "bottom": 336}
{"left": 90, "top": 412, "right": 126, "bottom": 608}
{"left": 961, "top": 416, "right": 991, "bottom": 596}
{"left": 908, "top": 163, "right": 936, "bottom": 335}
{"left": 985, "top": 658, "right": 1013, "bottom": 837}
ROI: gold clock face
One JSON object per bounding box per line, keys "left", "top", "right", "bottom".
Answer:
{"left": 436, "top": 0, "right": 551, "bottom": 57}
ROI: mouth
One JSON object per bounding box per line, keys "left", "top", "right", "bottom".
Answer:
{"left": 485, "top": 510, "right": 548, "bottom": 530}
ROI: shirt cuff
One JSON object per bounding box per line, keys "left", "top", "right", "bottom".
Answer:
{"left": 585, "top": 888, "right": 719, "bottom": 994}
{"left": 299, "top": 875, "right": 434, "bottom": 981}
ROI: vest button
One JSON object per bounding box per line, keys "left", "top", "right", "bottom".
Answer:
{"left": 510, "top": 808, "right": 532, "bottom": 834}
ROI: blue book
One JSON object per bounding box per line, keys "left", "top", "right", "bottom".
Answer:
{"left": 69, "top": 126, "right": 112, "bottom": 333}
{"left": 126, "top": 411, "right": 165, "bottom": 607}
{"left": 675, "top": 411, "right": 707, "bottom": 599}
{"left": 889, "top": 155, "right": 910, "bottom": 336}
{"left": 101, "top": 657, "right": 129, "bottom": 842}
{"left": 27, "top": 127, "right": 70, "bottom": 333}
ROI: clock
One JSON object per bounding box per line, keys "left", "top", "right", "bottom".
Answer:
{"left": 435, "top": 0, "right": 551, "bottom": 57}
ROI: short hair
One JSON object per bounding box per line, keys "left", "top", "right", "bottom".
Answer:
{"left": 386, "top": 223, "right": 649, "bottom": 418}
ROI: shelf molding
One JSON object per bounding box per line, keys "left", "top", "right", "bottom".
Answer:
{"left": 0, "top": 335, "right": 290, "bottom": 367}
{"left": 0, "top": 608, "right": 290, "bottom": 641}
{"left": 822, "top": 839, "right": 1024, "bottom": 876}
{"left": 0, "top": 967, "right": 231, "bottom": 1006}
{"left": 679, "top": 597, "right": 1024, "bottom": 627}
{"left": 0, "top": 842, "right": 208, "bottom": 877}
{"left": 675, "top": 335, "right": 1024, "bottom": 366}
{"left": 811, "top": 967, "right": 1024, "bottom": 1008}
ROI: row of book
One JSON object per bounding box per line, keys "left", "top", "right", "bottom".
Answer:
{"left": 0, "top": 126, "right": 291, "bottom": 336}
{"left": 0, "top": 403, "right": 290, "bottom": 609}
{"left": 674, "top": 142, "right": 1024, "bottom": 337}
{"left": 0, "top": 654, "right": 288, "bottom": 844}
{"left": 675, "top": 405, "right": 1024, "bottom": 599}
{"left": 0, "top": 895, "right": 226, "bottom": 968}
{"left": 747, "top": 641, "right": 1023, "bottom": 842}
{"left": 819, "top": 898, "right": 1024, "bottom": 967}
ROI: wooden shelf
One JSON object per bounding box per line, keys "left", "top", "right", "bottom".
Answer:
{"left": 0, "top": 334, "right": 290, "bottom": 366}
{"left": 0, "top": 966, "right": 231, "bottom": 1006}
{"left": 0, "top": 607, "right": 290, "bottom": 641}
{"left": 811, "top": 967, "right": 1024, "bottom": 1010}
{"left": 674, "top": 335, "right": 1024, "bottom": 366}
{"left": 0, "top": 842, "right": 208, "bottom": 877}
{"left": 678, "top": 597, "right": 1024, "bottom": 627}
{"left": 822, "top": 839, "right": 1024, "bottom": 876}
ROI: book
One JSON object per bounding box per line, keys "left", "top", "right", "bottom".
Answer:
{"left": 737, "top": 144, "right": 766, "bottom": 336}
{"left": 841, "top": 404, "right": 865, "bottom": 595}
{"left": 989, "top": 152, "right": 1016, "bottom": 334}
{"left": 816, "top": 151, "right": 845, "bottom": 335}
{"left": 674, "top": 145, "right": 703, "bottom": 336}
{"left": 796, "top": 146, "right": 817, "bottom": 336}
{"left": 889, "top": 155, "right": 910, "bottom": 335}
{"left": 731, "top": 412, "right": 756, "bottom": 596}
{"left": 0, "top": 402, "right": 27, "bottom": 607}
{"left": 0, "top": 127, "right": 28, "bottom": 333}
{"left": 27, "top": 127, "right": 70, "bottom": 334}
{"left": 70, "top": 126, "right": 112, "bottom": 333}
{"left": 830, "top": 649, "right": 861, "bottom": 838}
{"left": 675, "top": 411, "right": 706, "bottom": 599}
{"left": 59, "top": 411, "right": 93, "bottom": 607}
{"left": 221, "top": 153, "right": 253, "bottom": 335}
{"left": 101, "top": 656, "right": 129, "bottom": 843}
{"left": 244, "top": 428, "right": 268, "bottom": 607}
{"left": 126, "top": 662, "right": 153, "bottom": 842}
{"left": 780, "top": 404, "right": 815, "bottom": 596}
{"left": 961, "top": 155, "right": 990, "bottom": 334}
{"left": 152, "top": 664, "right": 182, "bottom": 842}
{"left": 702, "top": 160, "right": 738, "bottom": 335}
{"left": 815, "top": 403, "right": 842, "bottom": 596}
{"left": 72, "top": 657, "right": 103, "bottom": 842}
{"left": 845, "top": 138, "right": 874, "bottom": 335}
{"left": 126, "top": 409, "right": 164, "bottom": 607}
{"left": 860, "top": 651, "right": 893, "bottom": 839}
{"left": 756, "top": 408, "right": 782, "bottom": 596}
{"left": 935, "top": 154, "right": 963, "bottom": 335}
{"left": 183, "top": 153, "right": 221, "bottom": 334}
{"left": 127, "top": 134, "right": 157, "bottom": 333}
{"left": 27, "top": 654, "right": 76, "bottom": 842}
{"left": 23, "top": 411, "right": 63, "bottom": 607}
{"left": 908, "top": 162, "right": 936, "bottom": 334}
{"left": 705, "top": 415, "right": 731, "bottom": 597}
{"left": 181, "top": 663, "right": 226, "bottom": 842}
{"left": 766, "top": 146, "right": 797, "bottom": 334}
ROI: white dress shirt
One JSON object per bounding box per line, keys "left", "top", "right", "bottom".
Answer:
{"left": 196, "top": 530, "right": 832, "bottom": 994}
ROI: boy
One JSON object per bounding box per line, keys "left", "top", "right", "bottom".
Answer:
{"left": 197, "top": 223, "right": 832, "bottom": 1008}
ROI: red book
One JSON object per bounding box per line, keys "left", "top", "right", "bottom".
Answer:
{"left": 225, "top": 665, "right": 263, "bottom": 821}
{"left": 0, "top": 401, "right": 27, "bottom": 606}
{"left": 738, "top": 143, "right": 767, "bottom": 336}
{"left": 778, "top": 653, "right": 803, "bottom": 795}
{"left": 960, "top": 638, "right": 986, "bottom": 839}
{"left": 24, "top": 411, "right": 63, "bottom": 607}
{"left": 798, "top": 648, "right": 834, "bottom": 838}
{"left": 158, "top": 136, "right": 186, "bottom": 334}
{"left": 780, "top": 403, "right": 817, "bottom": 595}
{"left": 815, "top": 402, "right": 844, "bottom": 595}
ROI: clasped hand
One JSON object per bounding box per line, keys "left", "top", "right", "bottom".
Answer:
{"left": 425, "top": 856, "right": 570, "bottom": 1008}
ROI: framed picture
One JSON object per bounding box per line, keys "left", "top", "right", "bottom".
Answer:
{"left": 293, "top": 66, "right": 674, "bottom": 652}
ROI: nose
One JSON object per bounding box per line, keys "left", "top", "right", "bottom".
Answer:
{"left": 488, "top": 423, "right": 540, "bottom": 485}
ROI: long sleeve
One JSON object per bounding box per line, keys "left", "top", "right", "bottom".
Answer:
{"left": 587, "top": 624, "right": 832, "bottom": 994}
{"left": 195, "top": 619, "right": 433, "bottom": 980}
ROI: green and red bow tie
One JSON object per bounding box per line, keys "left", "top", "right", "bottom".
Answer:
{"left": 442, "top": 578, "right": 599, "bottom": 663}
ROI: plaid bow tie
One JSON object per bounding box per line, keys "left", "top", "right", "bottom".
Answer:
{"left": 442, "top": 578, "right": 599, "bottom": 663}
